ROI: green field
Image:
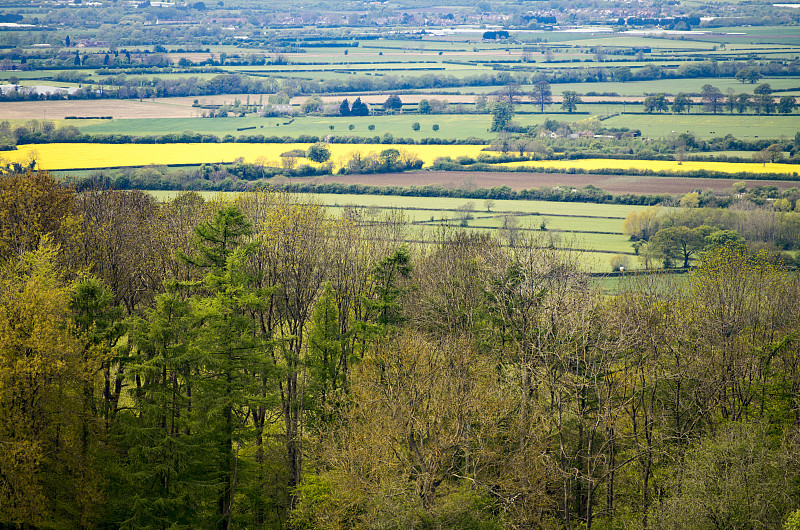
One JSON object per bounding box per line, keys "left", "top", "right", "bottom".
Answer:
{"left": 78, "top": 114, "right": 496, "bottom": 139}
{"left": 530, "top": 77, "right": 800, "bottom": 96}
{"left": 602, "top": 113, "right": 800, "bottom": 139}
{"left": 76, "top": 108, "right": 799, "bottom": 141}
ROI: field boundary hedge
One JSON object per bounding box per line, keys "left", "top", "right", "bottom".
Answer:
{"left": 266, "top": 181, "right": 670, "bottom": 205}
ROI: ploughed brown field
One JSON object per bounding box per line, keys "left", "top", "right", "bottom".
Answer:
{"left": 0, "top": 100, "right": 200, "bottom": 120}
{"left": 302, "top": 171, "right": 799, "bottom": 195}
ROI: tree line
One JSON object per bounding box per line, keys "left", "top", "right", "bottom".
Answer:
{"left": 643, "top": 83, "right": 797, "bottom": 115}
{"left": 4, "top": 57, "right": 800, "bottom": 102}
{"left": 1, "top": 169, "right": 799, "bottom": 528}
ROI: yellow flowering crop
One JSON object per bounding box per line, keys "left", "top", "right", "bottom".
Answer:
{"left": 4, "top": 143, "right": 488, "bottom": 171}
{"left": 498, "top": 158, "right": 798, "bottom": 176}
{"left": 7, "top": 144, "right": 795, "bottom": 177}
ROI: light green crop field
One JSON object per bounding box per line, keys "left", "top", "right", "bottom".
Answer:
{"left": 552, "top": 35, "right": 717, "bottom": 50}
{"left": 683, "top": 25, "right": 800, "bottom": 45}
{"left": 532, "top": 77, "right": 800, "bottom": 96}
{"left": 78, "top": 114, "right": 496, "bottom": 140}
{"left": 601, "top": 113, "right": 800, "bottom": 139}
{"left": 417, "top": 79, "right": 800, "bottom": 99}
{"left": 65, "top": 107, "right": 800, "bottom": 142}
{"left": 703, "top": 25, "right": 800, "bottom": 36}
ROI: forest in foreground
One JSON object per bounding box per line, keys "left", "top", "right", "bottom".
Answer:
{"left": 1, "top": 169, "right": 799, "bottom": 529}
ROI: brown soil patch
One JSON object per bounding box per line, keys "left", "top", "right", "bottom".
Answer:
{"left": 0, "top": 100, "right": 200, "bottom": 120}
{"left": 299, "top": 171, "right": 799, "bottom": 195}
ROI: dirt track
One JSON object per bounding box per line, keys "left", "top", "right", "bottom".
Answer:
{"left": 298, "top": 171, "right": 798, "bottom": 195}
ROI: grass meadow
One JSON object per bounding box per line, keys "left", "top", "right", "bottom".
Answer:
{"left": 78, "top": 114, "right": 496, "bottom": 140}
{"left": 600, "top": 113, "right": 800, "bottom": 140}
{"left": 71, "top": 107, "right": 797, "bottom": 141}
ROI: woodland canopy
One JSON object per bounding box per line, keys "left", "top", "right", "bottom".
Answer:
{"left": 0, "top": 170, "right": 798, "bottom": 529}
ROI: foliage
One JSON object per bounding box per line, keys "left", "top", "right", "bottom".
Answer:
{"left": 531, "top": 80, "right": 552, "bottom": 112}
{"left": 383, "top": 94, "right": 402, "bottom": 113}
{"left": 306, "top": 142, "right": 331, "bottom": 163}
{"left": 623, "top": 205, "right": 662, "bottom": 240}
{"left": 0, "top": 169, "right": 76, "bottom": 261}
{"left": 672, "top": 92, "right": 692, "bottom": 113}
{"left": 0, "top": 241, "right": 103, "bottom": 527}
{"left": 652, "top": 422, "right": 793, "bottom": 529}
{"left": 490, "top": 102, "right": 514, "bottom": 132}
{"left": 701, "top": 84, "right": 725, "bottom": 113}
{"left": 561, "top": 90, "right": 582, "bottom": 113}
{"left": 643, "top": 93, "right": 668, "bottom": 113}
{"left": 1, "top": 184, "right": 800, "bottom": 529}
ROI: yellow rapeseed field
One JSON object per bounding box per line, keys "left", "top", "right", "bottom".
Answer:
{"left": 3, "top": 143, "right": 487, "bottom": 171}
{"left": 6, "top": 144, "right": 796, "bottom": 177}
{"left": 499, "top": 158, "right": 798, "bottom": 176}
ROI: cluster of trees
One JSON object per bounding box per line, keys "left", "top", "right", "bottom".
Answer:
{"left": 337, "top": 147, "right": 423, "bottom": 174}
{"left": 339, "top": 97, "right": 370, "bottom": 117}
{"left": 489, "top": 83, "right": 583, "bottom": 132}
{"left": 382, "top": 94, "right": 403, "bottom": 113}
{"left": 623, "top": 203, "right": 800, "bottom": 268}
{"left": 1, "top": 170, "right": 799, "bottom": 529}
{"left": 644, "top": 83, "right": 796, "bottom": 114}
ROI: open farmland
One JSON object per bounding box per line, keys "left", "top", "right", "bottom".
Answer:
{"left": 5, "top": 0, "right": 800, "bottom": 525}
{"left": 72, "top": 110, "right": 798, "bottom": 142}
{"left": 600, "top": 113, "right": 800, "bottom": 140}
{"left": 77, "top": 114, "right": 495, "bottom": 140}
{"left": 524, "top": 78, "right": 800, "bottom": 96}
{"left": 8, "top": 143, "right": 799, "bottom": 176}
